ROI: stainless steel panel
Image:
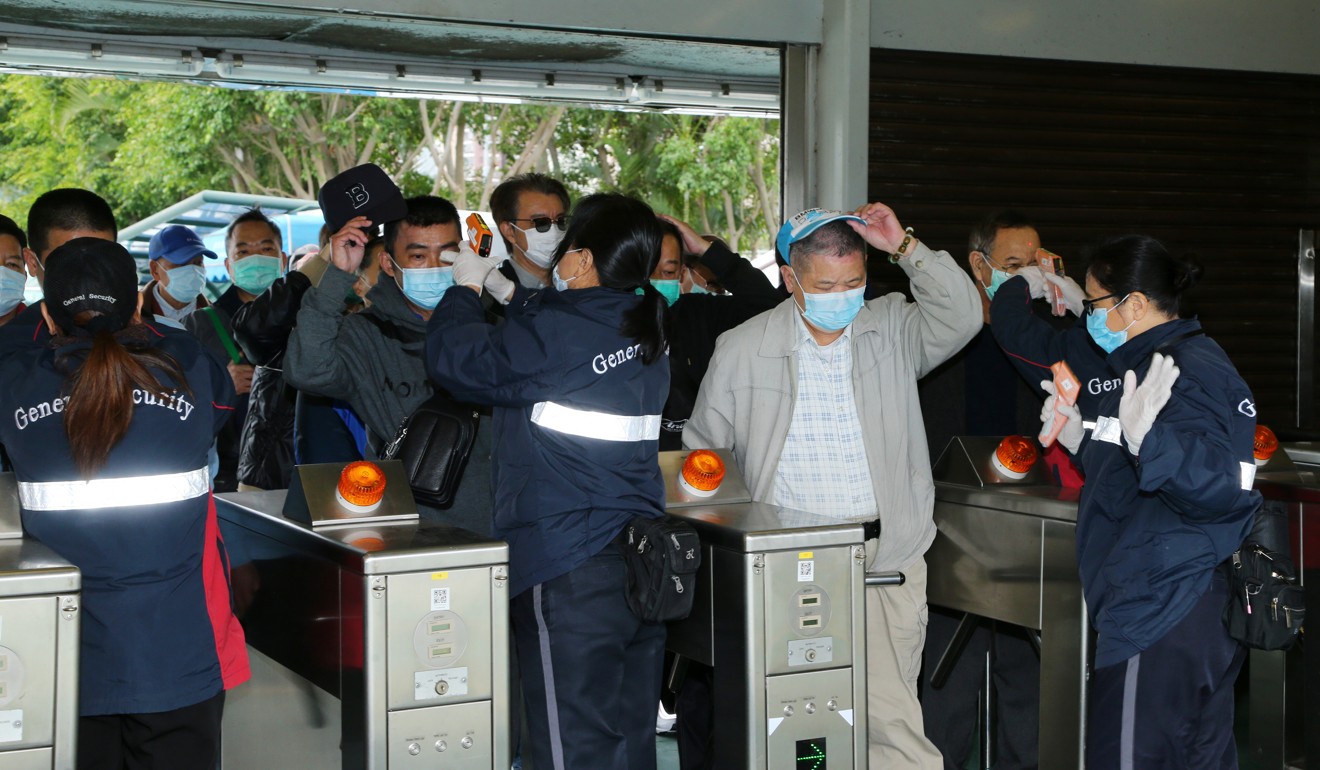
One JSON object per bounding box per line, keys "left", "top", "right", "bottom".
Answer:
{"left": 385, "top": 568, "right": 494, "bottom": 710}
{"left": 668, "top": 502, "right": 865, "bottom": 553}
{"left": 0, "top": 475, "right": 21, "bottom": 540}
{"left": 0, "top": 541, "right": 82, "bottom": 599}
{"left": 1283, "top": 441, "right": 1320, "bottom": 469}
{"left": 221, "top": 647, "right": 342, "bottom": 770}
{"left": 659, "top": 449, "right": 751, "bottom": 508}
{"left": 0, "top": 596, "right": 57, "bottom": 751}
{"left": 763, "top": 547, "right": 853, "bottom": 676}
{"left": 934, "top": 483, "right": 1081, "bottom": 524}
{"left": 764, "top": 668, "right": 856, "bottom": 770}
{"left": 0, "top": 747, "right": 53, "bottom": 770}
{"left": 926, "top": 502, "right": 1043, "bottom": 629}
{"left": 387, "top": 702, "right": 492, "bottom": 768}
{"left": 284, "top": 462, "right": 418, "bottom": 527}
{"left": 1038, "top": 519, "right": 1087, "bottom": 770}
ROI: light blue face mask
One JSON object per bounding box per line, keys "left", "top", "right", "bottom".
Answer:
{"left": 552, "top": 249, "right": 584, "bottom": 293}
{"left": 688, "top": 282, "right": 711, "bottom": 296}
{"left": 1086, "top": 294, "right": 1134, "bottom": 354}
{"left": 979, "top": 254, "right": 1013, "bottom": 300}
{"left": 650, "top": 278, "right": 681, "bottom": 306}
{"left": 231, "top": 255, "right": 282, "bottom": 295}
{"left": 395, "top": 263, "right": 454, "bottom": 310}
{"left": 163, "top": 264, "right": 206, "bottom": 302}
{"left": 792, "top": 269, "right": 864, "bottom": 332}
{"left": 0, "top": 267, "right": 25, "bottom": 315}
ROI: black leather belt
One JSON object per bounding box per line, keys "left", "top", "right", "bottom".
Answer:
{"left": 863, "top": 518, "right": 881, "bottom": 541}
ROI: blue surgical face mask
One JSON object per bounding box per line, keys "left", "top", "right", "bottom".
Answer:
{"left": 651, "top": 278, "right": 681, "bottom": 306}
{"left": 0, "top": 268, "right": 25, "bottom": 315}
{"left": 231, "top": 255, "right": 282, "bottom": 295}
{"left": 792, "top": 269, "right": 865, "bottom": 332}
{"left": 979, "top": 254, "right": 1013, "bottom": 300}
{"left": 394, "top": 262, "right": 454, "bottom": 310}
{"left": 552, "top": 249, "right": 584, "bottom": 293}
{"left": 163, "top": 263, "right": 206, "bottom": 302}
{"left": 688, "top": 282, "right": 711, "bottom": 296}
{"left": 1085, "top": 294, "right": 1134, "bottom": 353}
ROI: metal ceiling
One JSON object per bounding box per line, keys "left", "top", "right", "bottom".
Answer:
{"left": 0, "top": 0, "right": 781, "bottom": 114}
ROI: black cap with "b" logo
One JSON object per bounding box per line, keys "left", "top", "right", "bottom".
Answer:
{"left": 318, "top": 163, "right": 408, "bottom": 232}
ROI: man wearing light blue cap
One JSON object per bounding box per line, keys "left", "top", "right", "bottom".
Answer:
{"left": 686, "top": 202, "right": 981, "bottom": 768}
{"left": 143, "top": 224, "right": 216, "bottom": 325}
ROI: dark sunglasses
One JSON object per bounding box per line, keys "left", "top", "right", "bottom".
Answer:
{"left": 511, "top": 215, "right": 570, "bottom": 233}
{"left": 1082, "top": 293, "right": 1119, "bottom": 316}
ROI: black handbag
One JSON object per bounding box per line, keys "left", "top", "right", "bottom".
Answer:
{"left": 616, "top": 515, "right": 701, "bottom": 623}
{"left": 380, "top": 391, "right": 479, "bottom": 509}
{"left": 1222, "top": 500, "right": 1304, "bottom": 650}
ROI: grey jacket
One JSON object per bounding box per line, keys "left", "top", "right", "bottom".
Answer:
{"left": 284, "top": 264, "right": 494, "bottom": 536}
{"left": 683, "top": 242, "right": 981, "bottom": 571}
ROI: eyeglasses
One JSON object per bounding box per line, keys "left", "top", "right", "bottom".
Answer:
{"left": 1082, "top": 293, "right": 1119, "bottom": 316}
{"left": 511, "top": 215, "right": 570, "bottom": 233}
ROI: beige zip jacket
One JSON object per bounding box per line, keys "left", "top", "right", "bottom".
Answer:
{"left": 684, "top": 241, "right": 981, "bottom": 572}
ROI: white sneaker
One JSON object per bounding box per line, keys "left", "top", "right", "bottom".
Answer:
{"left": 656, "top": 701, "right": 677, "bottom": 734}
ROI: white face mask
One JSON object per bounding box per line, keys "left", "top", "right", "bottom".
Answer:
{"left": 512, "top": 223, "right": 565, "bottom": 268}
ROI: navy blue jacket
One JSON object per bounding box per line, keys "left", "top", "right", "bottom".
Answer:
{"left": 1072, "top": 319, "right": 1258, "bottom": 667}
{"left": 426, "top": 285, "right": 668, "bottom": 596}
{"left": 989, "top": 275, "right": 1115, "bottom": 419}
{"left": 0, "top": 322, "right": 249, "bottom": 714}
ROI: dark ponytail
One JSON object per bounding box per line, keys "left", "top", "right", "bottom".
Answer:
{"left": 1086, "top": 234, "right": 1203, "bottom": 317}
{"left": 550, "top": 193, "right": 670, "bottom": 364}
{"left": 56, "top": 321, "right": 190, "bottom": 478}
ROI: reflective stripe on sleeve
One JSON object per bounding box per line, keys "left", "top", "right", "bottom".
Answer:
{"left": 1240, "top": 461, "right": 1256, "bottom": 492}
{"left": 18, "top": 467, "right": 210, "bottom": 511}
{"left": 530, "top": 401, "right": 661, "bottom": 442}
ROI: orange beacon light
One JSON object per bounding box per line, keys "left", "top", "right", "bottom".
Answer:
{"left": 336, "top": 461, "right": 388, "bottom": 513}
{"left": 992, "top": 435, "right": 1039, "bottom": 480}
{"left": 1253, "top": 425, "right": 1279, "bottom": 467}
{"left": 680, "top": 450, "right": 726, "bottom": 498}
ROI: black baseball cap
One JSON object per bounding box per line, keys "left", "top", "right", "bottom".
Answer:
{"left": 44, "top": 237, "right": 138, "bottom": 336}
{"left": 318, "top": 163, "right": 408, "bottom": 232}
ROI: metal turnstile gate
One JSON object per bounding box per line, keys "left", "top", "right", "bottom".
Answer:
{"left": 0, "top": 472, "right": 81, "bottom": 770}
{"left": 661, "top": 450, "right": 869, "bottom": 769}
{"left": 215, "top": 462, "right": 509, "bottom": 769}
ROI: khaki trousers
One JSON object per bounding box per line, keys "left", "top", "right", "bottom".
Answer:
{"left": 865, "top": 552, "right": 942, "bottom": 769}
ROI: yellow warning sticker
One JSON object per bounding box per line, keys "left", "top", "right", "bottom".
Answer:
{"left": 798, "top": 551, "right": 813, "bottom": 560}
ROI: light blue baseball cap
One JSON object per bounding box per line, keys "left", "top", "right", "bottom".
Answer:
{"left": 776, "top": 208, "right": 866, "bottom": 264}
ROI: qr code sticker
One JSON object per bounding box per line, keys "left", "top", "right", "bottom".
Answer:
{"left": 797, "top": 560, "right": 814, "bottom": 583}
{"left": 430, "top": 587, "right": 450, "bottom": 612}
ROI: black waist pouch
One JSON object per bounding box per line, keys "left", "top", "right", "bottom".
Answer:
{"left": 1223, "top": 500, "right": 1304, "bottom": 651}
{"left": 381, "top": 392, "right": 479, "bottom": 509}
{"left": 616, "top": 515, "right": 701, "bottom": 623}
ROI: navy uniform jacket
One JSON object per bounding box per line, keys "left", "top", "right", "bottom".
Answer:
{"left": 989, "top": 275, "right": 1115, "bottom": 418}
{"left": 1071, "top": 318, "right": 1258, "bottom": 668}
{"left": 0, "top": 322, "right": 249, "bottom": 714}
{"left": 426, "top": 285, "right": 669, "bottom": 596}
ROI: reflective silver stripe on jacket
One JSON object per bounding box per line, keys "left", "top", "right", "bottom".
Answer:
{"left": 18, "top": 467, "right": 210, "bottom": 511}
{"left": 530, "top": 401, "right": 661, "bottom": 442}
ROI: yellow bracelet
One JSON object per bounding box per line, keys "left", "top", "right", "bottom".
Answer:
{"left": 890, "top": 227, "right": 915, "bottom": 263}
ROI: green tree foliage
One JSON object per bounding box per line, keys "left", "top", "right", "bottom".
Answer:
{"left": 0, "top": 73, "right": 779, "bottom": 249}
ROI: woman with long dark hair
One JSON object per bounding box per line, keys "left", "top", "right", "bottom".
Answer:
{"left": 425, "top": 193, "right": 670, "bottom": 769}
{"left": 1041, "top": 235, "right": 1258, "bottom": 768}
{"left": 0, "top": 238, "right": 248, "bottom": 769}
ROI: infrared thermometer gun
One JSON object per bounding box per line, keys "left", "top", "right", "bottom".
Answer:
{"left": 466, "top": 212, "right": 494, "bottom": 257}
{"left": 1037, "top": 248, "right": 1067, "bottom": 317}
{"left": 1040, "top": 360, "right": 1080, "bottom": 447}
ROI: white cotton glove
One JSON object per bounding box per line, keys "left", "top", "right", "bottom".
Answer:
{"left": 1039, "top": 379, "right": 1084, "bottom": 454}
{"left": 450, "top": 243, "right": 499, "bottom": 293}
{"left": 483, "top": 263, "right": 517, "bottom": 305}
{"left": 1015, "top": 266, "right": 1048, "bottom": 299}
{"left": 1119, "top": 352, "right": 1180, "bottom": 456}
{"left": 1043, "top": 272, "right": 1086, "bottom": 317}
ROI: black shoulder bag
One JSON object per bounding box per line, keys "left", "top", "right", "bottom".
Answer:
{"left": 616, "top": 515, "right": 701, "bottom": 623}
{"left": 359, "top": 312, "right": 480, "bottom": 509}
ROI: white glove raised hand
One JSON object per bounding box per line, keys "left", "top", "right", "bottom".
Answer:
{"left": 1015, "top": 266, "right": 1048, "bottom": 299}
{"left": 484, "top": 264, "right": 517, "bottom": 305}
{"left": 450, "top": 243, "right": 499, "bottom": 293}
{"left": 1039, "top": 379, "right": 1084, "bottom": 454}
{"left": 1043, "top": 272, "right": 1086, "bottom": 317}
{"left": 1119, "top": 352, "right": 1180, "bottom": 456}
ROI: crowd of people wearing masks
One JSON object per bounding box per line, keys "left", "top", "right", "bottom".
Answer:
{"left": 0, "top": 170, "right": 1263, "bottom": 770}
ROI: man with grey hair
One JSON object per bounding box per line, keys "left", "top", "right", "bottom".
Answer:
{"left": 685, "top": 202, "right": 981, "bottom": 768}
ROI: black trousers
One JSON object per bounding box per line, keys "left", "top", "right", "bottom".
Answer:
{"left": 78, "top": 691, "right": 225, "bottom": 770}
{"left": 1087, "top": 572, "right": 1245, "bottom": 770}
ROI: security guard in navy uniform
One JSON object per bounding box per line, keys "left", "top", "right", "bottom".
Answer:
{"left": 1041, "top": 235, "right": 1257, "bottom": 768}
{"left": 426, "top": 193, "right": 671, "bottom": 770}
